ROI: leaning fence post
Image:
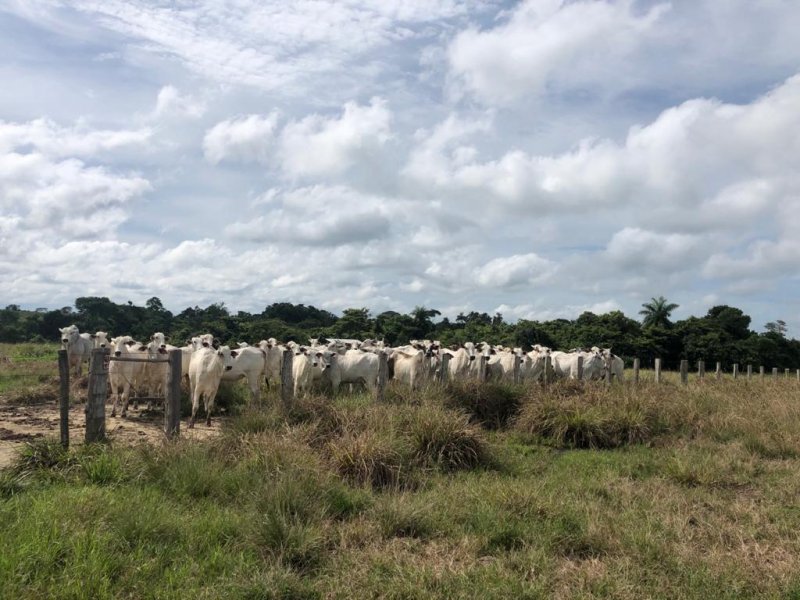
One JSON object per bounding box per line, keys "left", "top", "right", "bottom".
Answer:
{"left": 733, "top": 363, "right": 739, "bottom": 379}
{"left": 654, "top": 358, "right": 662, "bottom": 384}
{"left": 281, "top": 350, "right": 294, "bottom": 410}
{"left": 377, "top": 351, "right": 388, "bottom": 401}
{"left": 715, "top": 362, "right": 721, "bottom": 381}
{"left": 697, "top": 360, "right": 705, "bottom": 380}
{"left": 439, "top": 353, "right": 450, "bottom": 385}
{"left": 85, "top": 348, "right": 109, "bottom": 443}
{"left": 680, "top": 360, "right": 688, "bottom": 386}
{"left": 58, "top": 350, "right": 70, "bottom": 448}
{"left": 165, "top": 349, "right": 182, "bottom": 439}
{"left": 576, "top": 355, "right": 584, "bottom": 381}
{"left": 633, "top": 358, "right": 640, "bottom": 384}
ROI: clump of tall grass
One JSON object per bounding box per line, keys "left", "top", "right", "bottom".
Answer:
{"left": 444, "top": 380, "right": 524, "bottom": 428}
{"left": 514, "top": 384, "right": 663, "bottom": 449}
{"left": 405, "top": 405, "right": 490, "bottom": 472}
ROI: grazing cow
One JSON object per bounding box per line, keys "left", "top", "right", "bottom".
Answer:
{"left": 59, "top": 325, "right": 93, "bottom": 376}
{"left": 109, "top": 336, "right": 147, "bottom": 417}
{"left": 221, "top": 345, "right": 267, "bottom": 402}
{"left": 188, "top": 345, "right": 234, "bottom": 427}
{"left": 325, "top": 349, "right": 380, "bottom": 394}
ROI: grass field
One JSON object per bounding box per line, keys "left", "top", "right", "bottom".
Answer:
{"left": 2, "top": 345, "right": 800, "bottom": 598}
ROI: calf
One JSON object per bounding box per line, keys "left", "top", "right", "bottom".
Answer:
{"left": 109, "top": 336, "right": 147, "bottom": 417}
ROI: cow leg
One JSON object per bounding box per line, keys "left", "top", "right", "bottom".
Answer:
{"left": 189, "top": 387, "right": 200, "bottom": 428}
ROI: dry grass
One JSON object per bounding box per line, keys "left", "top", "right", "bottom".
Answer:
{"left": 3, "top": 347, "right": 800, "bottom": 598}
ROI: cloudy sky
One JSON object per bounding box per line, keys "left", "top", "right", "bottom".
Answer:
{"left": 1, "top": 0, "right": 799, "bottom": 333}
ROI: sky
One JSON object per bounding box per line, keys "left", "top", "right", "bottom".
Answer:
{"left": 1, "top": 0, "right": 799, "bottom": 334}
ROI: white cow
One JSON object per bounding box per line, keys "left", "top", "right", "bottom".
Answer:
{"left": 550, "top": 349, "right": 605, "bottom": 380}
{"left": 221, "top": 346, "right": 267, "bottom": 402}
{"left": 440, "top": 345, "right": 476, "bottom": 380}
{"left": 391, "top": 347, "right": 427, "bottom": 389}
{"left": 601, "top": 349, "right": 625, "bottom": 382}
{"left": 59, "top": 325, "right": 93, "bottom": 376}
{"left": 91, "top": 331, "right": 111, "bottom": 349}
{"left": 257, "top": 339, "right": 284, "bottom": 388}
{"left": 326, "top": 349, "right": 380, "bottom": 394}
{"left": 291, "top": 346, "right": 324, "bottom": 397}
{"left": 522, "top": 345, "right": 550, "bottom": 381}
{"left": 109, "top": 336, "right": 147, "bottom": 417}
{"left": 188, "top": 345, "right": 234, "bottom": 428}
{"left": 487, "top": 347, "right": 523, "bottom": 382}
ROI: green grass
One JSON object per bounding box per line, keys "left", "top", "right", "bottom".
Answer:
{"left": 3, "top": 346, "right": 800, "bottom": 597}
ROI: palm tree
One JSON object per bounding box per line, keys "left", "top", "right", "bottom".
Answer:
{"left": 639, "top": 296, "right": 679, "bottom": 328}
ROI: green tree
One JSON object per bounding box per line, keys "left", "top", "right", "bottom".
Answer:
{"left": 639, "top": 296, "right": 679, "bottom": 328}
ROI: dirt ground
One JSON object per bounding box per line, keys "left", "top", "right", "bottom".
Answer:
{"left": 0, "top": 399, "right": 223, "bottom": 468}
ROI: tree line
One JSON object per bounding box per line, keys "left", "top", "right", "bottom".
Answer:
{"left": 0, "top": 296, "right": 797, "bottom": 369}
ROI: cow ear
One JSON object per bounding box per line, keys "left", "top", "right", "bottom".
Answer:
{"left": 139, "top": 345, "right": 147, "bottom": 351}
{"left": 316, "top": 352, "right": 322, "bottom": 358}
{"left": 90, "top": 334, "right": 96, "bottom": 338}
{"left": 230, "top": 350, "right": 238, "bottom": 358}
{"left": 202, "top": 342, "right": 209, "bottom": 347}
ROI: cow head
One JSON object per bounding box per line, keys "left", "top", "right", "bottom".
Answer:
{"left": 216, "top": 346, "right": 234, "bottom": 371}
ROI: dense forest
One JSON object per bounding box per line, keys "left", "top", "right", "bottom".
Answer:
{"left": 0, "top": 296, "right": 798, "bottom": 369}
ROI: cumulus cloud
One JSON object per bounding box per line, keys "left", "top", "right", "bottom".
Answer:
{"left": 202, "top": 113, "right": 279, "bottom": 164}
{"left": 448, "top": 0, "right": 668, "bottom": 104}
{"left": 279, "top": 98, "right": 391, "bottom": 178}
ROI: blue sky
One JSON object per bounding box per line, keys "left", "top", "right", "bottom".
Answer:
{"left": 1, "top": 0, "right": 799, "bottom": 334}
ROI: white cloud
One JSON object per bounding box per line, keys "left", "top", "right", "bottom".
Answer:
{"left": 474, "top": 253, "right": 555, "bottom": 288}
{"left": 202, "top": 113, "right": 279, "bottom": 165}
{"left": 153, "top": 85, "right": 206, "bottom": 119}
{"left": 0, "top": 118, "right": 152, "bottom": 158}
{"left": 448, "top": 0, "right": 668, "bottom": 105}
{"left": 279, "top": 97, "right": 392, "bottom": 178}
{"left": 605, "top": 228, "right": 703, "bottom": 271}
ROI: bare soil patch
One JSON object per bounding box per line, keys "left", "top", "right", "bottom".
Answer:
{"left": 0, "top": 398, "right": 223, "bottom": 468}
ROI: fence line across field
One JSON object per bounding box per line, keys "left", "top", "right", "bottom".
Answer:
{"left": 57, "top": 348, "right": 800, "bottom": 448}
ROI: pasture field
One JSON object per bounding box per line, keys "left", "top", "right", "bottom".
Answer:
{"left": 2, "top": 345, "right": 800, "bottom": 598}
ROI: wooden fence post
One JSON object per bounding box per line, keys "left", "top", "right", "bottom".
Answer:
{"left": 604, "top": 356, "right": 611, "bottom": 385}
{"left": 680, "top": 360, "right": 688, "bottom": 386}
{"left": 513, "top": 354, "right": 520, "bottom": 384}
{"left": 759, "top": 366, "right": 765, "bottom": 380}
{"left": 58, "top": 350, "right": 70, "bottom": 449}
{"left": 733, "top": 363, "right": 739, "bottom": 379}
{"left": 633, "top": 358, "right": 640, "bottom": 384}
{"left": 281, "top": 350, "right": 294, "bottom": 410}
{"left": 165, "top": 349, "right": 182, "bottom": 439}
{"left": 715, "top": 362, "right": 721, "bottom": 381}
{"left": 543, "top": 355, "right": 550, "bottom": 388}
{"left": 697, "top": 360, "right": 705, "bottom": 379}
{"left": 377, "top": 351, "right": 388, "bottom": 402}
{"left": 440, "top": 353, "right": 450, "bottom": 385}
{"left": 85, "top": 348, "right": 109, "bottom": 443}
{"left": 797, "top": 369, "right": 799, "bottom": 381}
{"left": 654, "top": 358, "right": 662, "bottom": 384}
{"left": 772, "top": 367, "right": 778, "bottom": 380}
{"left": 478, "top": 355, "right": 487, "bottom": 382}
{"left": 746, "top": 364, "right": 751, "bottom": 379}
{"left": 576, "top": 355, "right": 584, "bottom": 381}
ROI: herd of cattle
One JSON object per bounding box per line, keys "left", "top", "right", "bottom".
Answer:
{"left": 58, "top": 325, "right": 624, "bottom": 428}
